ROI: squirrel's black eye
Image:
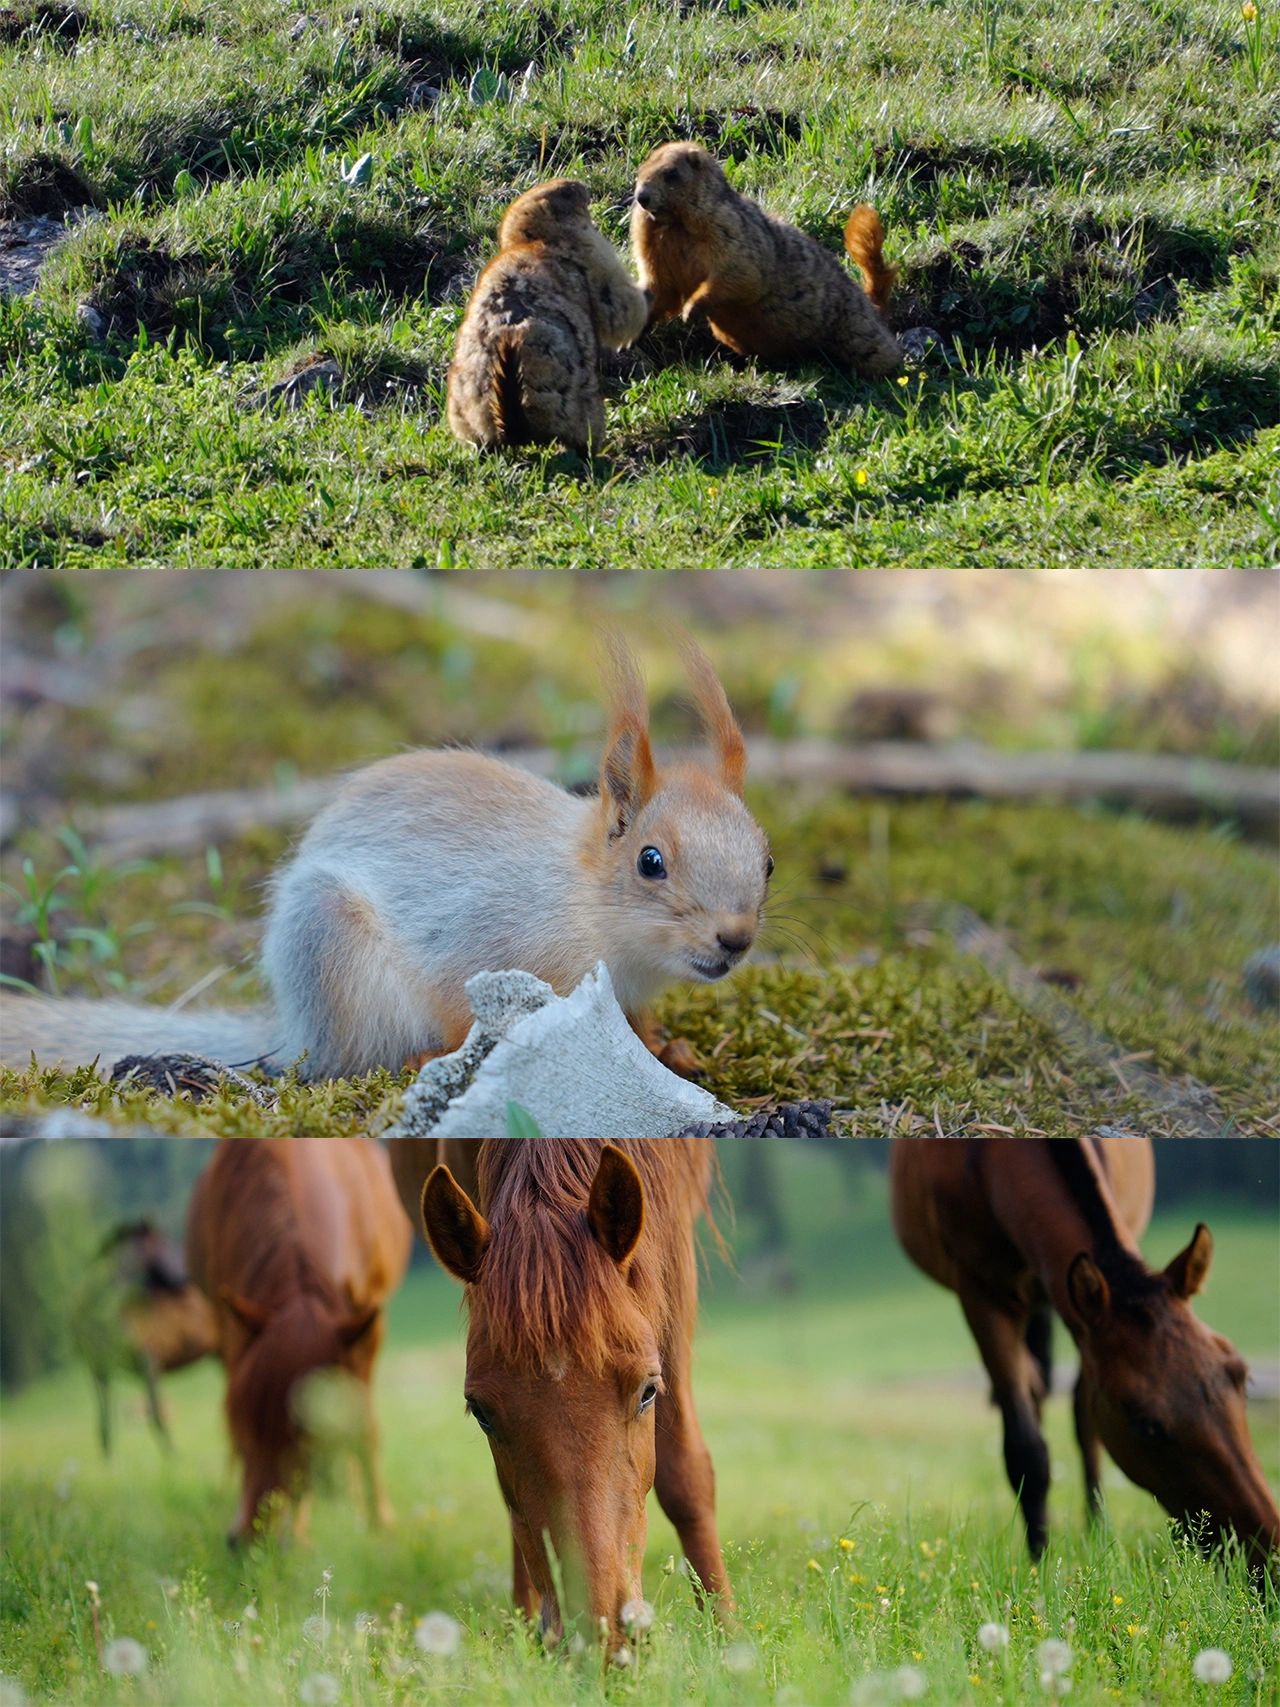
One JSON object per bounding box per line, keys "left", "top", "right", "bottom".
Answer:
{"left": 765, "top": 854, "right": 775, "bottom": 879}
{"left": 638, "top": 847, "right": 667, "bottom": 880}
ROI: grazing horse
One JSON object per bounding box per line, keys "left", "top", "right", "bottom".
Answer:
{"left": 890, "top": 1137, "right": 1279, "bottom": 1575}
{"left": 393, "top": 1137, "right": 730, "bottom": 1644}
{"left": 71, "top": 1219, "right": 217, "bottom": 1456}
{"left": 186, "top": 1139, "right": 412, "bottom": 1544}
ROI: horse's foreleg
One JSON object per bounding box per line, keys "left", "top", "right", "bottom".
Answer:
{"left": 93, "top": 1371, "right": 112, "bottom": 1459}
{"left": 142, "top": 1358, "right": 173, "bottom": 1452}
{"left": 511, "top": 1521, "right": 538, "bottom": 1621}
{"left": 1072, "top": 1369, "right": 1103, "bottom": 1522}
{"left": 357, "top": 1419, "right": 395, "bottom": 1529}
{"left": 960, "top": 1290, "right": 1051, "bottom": 1559}
{"left": 653, "top": 1363, "right": 732, "bottom": 1615}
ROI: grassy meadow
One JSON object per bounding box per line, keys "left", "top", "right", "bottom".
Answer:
{"left": 1, "top": 1150, "right": 1277, "bottom": 1706}
{"left": 1, "top": 0, "right": 1277, "bottom": 566}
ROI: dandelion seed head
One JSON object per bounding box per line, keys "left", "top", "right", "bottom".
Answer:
{"left": 414, "top": 1611, "right": 462, "bottom": 1656}
{"left": 1192, "top": 1649, "right": 1233, "bottom": 1685}
{"left": 0, "top": 1677, "right": 28, "bottom": 1707}
{"left": 299, "top": 1673, "right": 340, "bottom": 1706}
{"left": 103, "top": 1638, "right": 147, "bottom": 1677}
{"left": 301, "top": 1616, "right": 329, "bottom": 1645}
{"left": 723, "top": 1641, "right": 757, "bottom": 1675}
{"left": 621, "top": 1599, "right": 654, "bottom": 1633}
{"left": 1036, "top": 1639, "right": 1072, "bottom": 1676}
{"left": 978, "top": 1622, "right": 1010, "bottom": 1653}
{"left": 353, "top": 1612, "right": 378, "bottom": 1635}
{"left": 610, "top": 1647, "right": 632, "bottom": 1668}
{"left": 893, "top": 1664, "right": 927, "bottom": 1698}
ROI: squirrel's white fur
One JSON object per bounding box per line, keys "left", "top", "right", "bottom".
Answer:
{"left": 0, "top": 639, "right": 770, "bottom": 1083}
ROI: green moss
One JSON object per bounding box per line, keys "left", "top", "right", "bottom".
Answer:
{"left": 3, "top": 793, "right": 1272, "bottom": 1135}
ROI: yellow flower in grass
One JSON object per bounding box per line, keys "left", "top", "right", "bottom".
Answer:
{"left": 1242, "top": 2, "right": 1257, "bottom": 20}
{"left": 839, "top": 1538, "right": 856, "bottom": 1552}
{"left": 855, "top": 469, "right": 869, "bottom": 486}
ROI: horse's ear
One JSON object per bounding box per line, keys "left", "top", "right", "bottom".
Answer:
{"left": 337, "top": 1306, "right": 380, "bottom": 1348}
{"left": 421, "top": 1166, "right": 491, "bottom": 1285}
{"left": 600, "top": 635, "right": 655, "bottom": 837}
{"left": 1164, "top": 1223, "right": 1213, "bottom": 1299}
{"left": 1066, "top": 1253, "right": 1110, "bottom": 1327}
{"left": 681, "top": 636, "right": 746, "bottom": 796}
{"left": 220, "top": 1287, "right": 270, "bottom": 1335}
{"left": 588, "top": 1144, "right": 645, "bottom": 1267}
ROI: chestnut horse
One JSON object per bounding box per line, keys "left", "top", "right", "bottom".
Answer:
{"left": 891, "top": 1137, "right": 1278, "bottom": 1575}
{"left": 72, "top": 1219, "right": 217, "bottom": 1456}
{"left": 187, "top": 1139, "right": 412, "bottom": 1543}
{"left": 390, "top": 1137, "right": 730, "bottom": 1644}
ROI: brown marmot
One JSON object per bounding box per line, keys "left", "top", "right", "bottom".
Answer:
{"left": 447, "top": 179, "right": 649, "bottom": 453}
{"left": 630, "top": 143, "right": 903, "bottom": 378}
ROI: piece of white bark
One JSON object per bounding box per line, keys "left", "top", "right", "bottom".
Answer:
{"left": 391, "top": 963, "right": 737, "bottom": 1139}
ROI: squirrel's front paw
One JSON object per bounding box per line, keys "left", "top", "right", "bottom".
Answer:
{"left": 656, "top": 1036, "right": 704, "bottom": 1080}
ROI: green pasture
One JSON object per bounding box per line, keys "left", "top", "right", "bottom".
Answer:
{"left": 1, "top": 1156, "right": 1276, "bottom": 1706}
{"left": 1, "top": 0, "right": 1277, "bottom": 566}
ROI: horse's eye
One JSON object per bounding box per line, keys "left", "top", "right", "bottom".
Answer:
{"left": 765, "top": 854, "right": 775, "bottom": 879}
{"left": 467, "top": 1398, "right": 495, "bottom": 1436}
{"left": 638, "top": 1381, "right": 659, "bottom": 1415}
{"left": 1132, "top": 1413, "right": 1166, "bottom": 1443}
{"left": 637, "top": 847, "right": 666, "bottom": 880}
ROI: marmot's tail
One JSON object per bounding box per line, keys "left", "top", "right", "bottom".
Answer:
{"left": 0, "top": 993, "right": 274, "bottom": 1075}
{"left": 844, "top": 205, "right": 897, "bottom": 318}
{"left": 489, "top": 330, "right": 533, "bottom": 446}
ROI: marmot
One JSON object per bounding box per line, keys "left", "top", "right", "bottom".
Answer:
{"left": 447, "top": 179, "right": 649, "bottom": 453}
{"left": 630, "top": 143, "right": 903, "bottom": 378}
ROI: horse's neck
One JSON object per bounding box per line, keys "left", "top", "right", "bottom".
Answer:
{"left": 986, "top": 1140, "right": 1144, "bottom": 1321}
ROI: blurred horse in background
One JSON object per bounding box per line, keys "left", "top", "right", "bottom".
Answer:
{"left": 891, "top": 1136, "right": 1279, "bottom": 1578}
{"left": 72, "top": 1218, "right": 217, "bottom": 1456}
{"left": 391, "top": 1137, "right": 730, "bottom": 1647}
{"left": 187, "top": 1139, "right": 411, "bottom": 1544}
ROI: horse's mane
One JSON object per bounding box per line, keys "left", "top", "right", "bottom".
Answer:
{"left": 1045, "top": 1139, "right": 1165, "bottom": 1312}
{"left": 469, "top": 1140, "right": 710, "bottom": 1374}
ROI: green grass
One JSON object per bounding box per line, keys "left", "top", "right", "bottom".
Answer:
{"left": 2, "top": 0, "right": 1277, "bottom": 565}
{"left": 1, "top": 1159, "right": 1276, "bottom": 1706}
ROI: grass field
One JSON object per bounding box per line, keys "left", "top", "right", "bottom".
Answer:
{"left": 2, "top": 0, "right": 1277, "bottom": 566}
{"left": 1, "top": 1154, "right": 1277, "bottom": 1706}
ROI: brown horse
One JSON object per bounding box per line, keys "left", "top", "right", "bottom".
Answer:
{"left": 891, "top": 1137, "right": 1279, "bottom": 1575}
{"left": 186, "top": 1139, "right": 412, "bottom": 1544}
{"left": 72, "top": 1219, "right": 217, "bottom": 1457}
{"left": 393, "top": 1137, "right": 730, "bottom": 1645}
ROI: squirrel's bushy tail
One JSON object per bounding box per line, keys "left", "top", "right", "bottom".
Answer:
{"left": 0, "top": 993, "right": 274, "bottom": 1075}
{"left": 489, "top": 330, "right": 533, "bottom": 445}
{"left": 844, "top": 205, "right": 897, "bottom": 318}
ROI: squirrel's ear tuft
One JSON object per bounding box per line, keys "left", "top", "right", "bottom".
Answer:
{"left": 681, "top": 637, "right": 746, "bottom": 795}
{"left": 600, "top": 634, "right": 656, "bottom": 834}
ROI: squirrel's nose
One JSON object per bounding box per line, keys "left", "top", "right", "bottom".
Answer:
{"left": 716, "top": 928, "right": 753, "bottom": 956}
{"left": 635, "top": 186, "right": 652, "bottom": 210}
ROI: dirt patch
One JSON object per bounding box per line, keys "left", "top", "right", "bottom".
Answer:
{"left": 0, "top": 1, "right": 85, "bottom": 43}
{"left": 367, "top": 6, "right": 570, "bottom": 85}
{"left": 877, "top": 135, "right": 1059, "bottom": 191}
{"left": 1, "top": 214, "right": 73, "bottom": 296}
{"left": 625, "top": 395, "right": 830, "bottom": 470}
{"left": 894, "top": 214, "right": 1218, "bottom": 352}
{"left": 2, "top": 152, "right": 95, "bottom": 219}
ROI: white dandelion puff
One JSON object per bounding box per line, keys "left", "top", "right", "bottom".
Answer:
{"left": 414, "top": 1612, "right": 462, "bottom": 1656}
{"left": 621, "top": 1599, "right": 655, "bottom": 1634}
{"left": 1036, "top": 1639, "right": 1072, "bottom": 1677}
{"left": 893, "top": 1665, "right": 927, "bottom": 1698}
{"left": 299, "top": 1674, "right": 340, "bottom": 1706}
{"left": 0, "top": 1676, "right": 29, "bottom": 1707}
{"left": 353, "top": 1611, "right": 378, "bottom": 1635}
{"left": 102, "top": 1638, "right": 147, "bottom": 1677}
{"left": 978, "top": 1622, "right": 1010, "bottom": 1653}
{"left": 610, "top": 1647, "right": 632, "bottom": 1668}
{"left": 723, "top": 1641, "right": 757, "bottom": 1675}
{"left": 1192, "top": 1649, "right": 1233, "bottom": 1685}
{"left": 301, "top": 1615, "right": 329, "bottom": 1645}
